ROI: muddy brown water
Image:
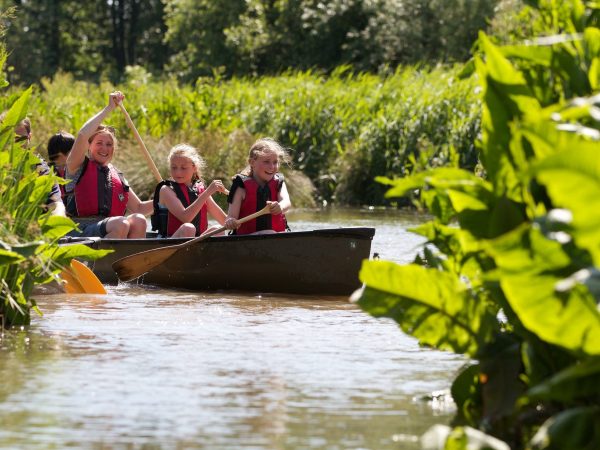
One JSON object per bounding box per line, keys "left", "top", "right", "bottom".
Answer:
{"left": 0, "top": 208, "right": 465, "bottom": 449}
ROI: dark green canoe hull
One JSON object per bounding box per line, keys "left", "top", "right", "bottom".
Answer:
{"left": 68, "top": 228, "right": 375, "bottom": 295}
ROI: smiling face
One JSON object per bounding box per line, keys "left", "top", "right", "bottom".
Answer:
{"left": 88, "top": 131, "right": 115, "bottom": 166}
{"left": 169, "top": 155, "right": 196, "bottom": 185}
{"left": 250, "top": 150, "right": 279, "bottom": 185}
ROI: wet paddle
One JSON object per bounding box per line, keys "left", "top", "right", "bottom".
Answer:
{"left": 60, "top": 259, "right": 107, "bottom": 294}
{"left": 112, "top": 205, "right": 271, "bottom": 282}
{"left": 117, "top": 102, "right": 163, "bottom": 183}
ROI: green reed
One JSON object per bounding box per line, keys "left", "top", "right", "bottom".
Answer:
{"left": 21, "top": 65, "right": 479, "bottom": 206}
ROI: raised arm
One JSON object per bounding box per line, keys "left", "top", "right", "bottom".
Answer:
{"left": 66, "top": 91, "right": 124, "bottom": 173}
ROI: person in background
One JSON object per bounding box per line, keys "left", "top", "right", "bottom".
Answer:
{"left": 47, "top": 130, "right": 74, "bottom": 201}
{"left": 65, "top": 91, "right": 152, "bottom": 238}
{"left": 4, "top": 114, "right": 66, "bottom": 217}
{"left": 225, "top": 137, "right": 291, "bottom": 234}
{"left": 151, "top": 144, "right": 230, "bottom": 238}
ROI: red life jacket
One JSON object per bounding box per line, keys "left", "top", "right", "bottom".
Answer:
{"left": 70, "top": 158, "right": 129, "bottom": 217}
{"left": 232, "top": 174, "right": 287, "bottom": 235}
{"left": 151, "top": 180, "right": 208, "bottom": 237}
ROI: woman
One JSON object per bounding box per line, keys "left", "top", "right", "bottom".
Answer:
{"left": 65, "top": 91, "right": 152, "bottom": 238}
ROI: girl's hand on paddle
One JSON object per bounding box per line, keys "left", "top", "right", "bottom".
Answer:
{"left": 108, "top": 91, "right": 125, "bottom": 110}
{"left": 224, "top": 217, "right": 239, "bottom": 230}
{"left": 267, "top": 201, "right": 282, "bottom": 215}
{"left": 208, "top": 179, "right": 229, "bottom": 196}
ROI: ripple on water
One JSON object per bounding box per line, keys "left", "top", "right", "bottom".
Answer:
{"left": 1, "top": 210, "right": 465, "bottom": 449}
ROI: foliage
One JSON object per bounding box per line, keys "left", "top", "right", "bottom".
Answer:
{"left": 0, "top": 87, "right": 109, "bottom": 329}
{"left": 166, "top": 0, "right": 499, "bottom": 81}
{"left": 3, "top": 0, "right": 498, "bottom": 84}
{"left": 356, "top": 0, "right": 600, "bottom": 448}
{"left": 20, "top": 65, "right": 479, "bottom": 206}
{"left": 0, "top": 0, "right": 167, "bottom": 84}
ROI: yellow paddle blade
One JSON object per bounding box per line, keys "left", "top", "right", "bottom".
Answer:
{"left": 60, "top": 266, "right": 86, "bottom": 294}
{"left": 60, "top": 260, "right": 107, "bottom": 294}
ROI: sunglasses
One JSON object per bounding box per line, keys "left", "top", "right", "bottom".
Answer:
{"left": 15, "top": 134, "right": 29, "bottom": 143}
{"left": 96, "top": 125, "right": 116, "bottom": 135}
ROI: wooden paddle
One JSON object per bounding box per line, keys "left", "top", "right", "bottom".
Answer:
{"left": 117, "top": 102, "right": 163, "bottom": 183}
{"left": 60, "top": 259, "right": 107, "bottom": 294}
{"left": 112, "top": 205, "right": 272, "bottom": 282}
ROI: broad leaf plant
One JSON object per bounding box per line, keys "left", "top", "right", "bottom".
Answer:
{"left": 356, "top": 1, "right": 600, "bottom": 448}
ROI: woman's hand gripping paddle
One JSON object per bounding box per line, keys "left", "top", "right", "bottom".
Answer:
{"left": 112, "top": 206, "right": 271, "bottom": 282}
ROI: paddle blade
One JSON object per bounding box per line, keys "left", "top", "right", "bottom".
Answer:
{"left": 60, "top": 267, "right": 86, "bottom": 293}
{"left": 60, "top": 260, "right": 106, "bottom": 294}
{"left": 71, "top": 260, "right": 106, "bottom": 294}
{"left": 112, "top": 246, "right": 178, "bottom": 282}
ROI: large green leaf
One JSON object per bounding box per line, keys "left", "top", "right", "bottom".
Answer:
{"left": 527, "top": 358, "right": 600, "bottom": 402}
{"left": 357, "top": 261, "right": 499, "bottom": 356}
{"left": 451, "top": 364, "right": 482, "bottom": 426}
{"left": 501, "top": 274, "right": 600, "bottom": 355}
{"left": 521, "top": 116, "right": 600, "bottom": 161}
{"left": 485, "top": 224, "right": 571, "bottom": 275}
{"left": 531, "top": 406, "right": 600, "bottom": 450}
{"left": 501, "top": 44, "right": 554, "bottom": 67}
{"left": 584, "top": 28, "right": 600, "bottom": 89}
{"left": 376, "top": 173, "right": 427, "bottom": 199}
{"left": 0, "top": 249, "right": 25, "bottom": 266}
{"left": 0, "top": 87, "right": 31, "bottom": 151}
{"left": 43, "top": 244, "right": 113, "bottom": 263}
{"left": 477, "top": 34, "right": 540, "bottom": 199}
{"left": 39, "top": 215, "right": 78, "bottom": 240}
{"left": 534, "top": 148, "right": 600, "bottom": 264}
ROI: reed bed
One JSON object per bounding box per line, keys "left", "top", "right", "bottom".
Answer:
{"left": 13, "top": 65, "right": 479, "bottom": 206}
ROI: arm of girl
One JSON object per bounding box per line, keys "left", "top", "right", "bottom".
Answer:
{"left": 225, "top": 187, "right": 245, "bottom": 229}
{"left": 67, "top": 91, "right": 124, "bottom": 173}
{"left": 206, "top": 197, "right": 227, "bottom": 226}
{"left": 160, "top": 179, "right": 227, "bottom": 224}
{"left": 127, "top": 189, "right": 154, "bottom": 216}
{"left": 267, "top": 181, "right": 291, "bottom": 215}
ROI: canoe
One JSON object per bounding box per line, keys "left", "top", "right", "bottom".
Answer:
{"left": 63, "top": 227, "right": 375, "bottom": 295}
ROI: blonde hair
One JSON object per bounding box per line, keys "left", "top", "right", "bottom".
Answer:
{"left": 168, "top": 143, "right": 205, "bottom": 182}
{"left": 241, "top": 137, "right": 291, "bottom": 176}
{"left": 88, "top": 124, "right": 118, "bottom": 150}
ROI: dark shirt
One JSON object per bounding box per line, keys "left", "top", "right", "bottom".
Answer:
{"left": 36, "top": 158, "right": 61, "bottom": 206}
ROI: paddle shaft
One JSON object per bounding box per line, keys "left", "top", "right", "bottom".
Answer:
{"left": 113, "top": 205, "right": 272, "bottom": 281}
{"left": 117, "top": 103, "right": 163, "bottom": 183}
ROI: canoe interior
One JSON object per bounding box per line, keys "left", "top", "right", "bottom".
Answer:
{"left": 62, "top": 227, "right": 375, "bottom": 295}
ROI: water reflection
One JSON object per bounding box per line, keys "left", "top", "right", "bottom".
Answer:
{"left": 0, "top": 208, "right": 465, "bottom": 449}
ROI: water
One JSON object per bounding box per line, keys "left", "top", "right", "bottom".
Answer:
{"left": 0, "top": 208, "right": 466, "bottom": 449}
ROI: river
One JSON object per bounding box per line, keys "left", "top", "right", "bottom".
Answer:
{"left": 0, "top": 208, "right": 466, "bottom": 449}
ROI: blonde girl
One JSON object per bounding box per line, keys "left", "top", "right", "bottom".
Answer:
{"left": 225, "top": 138, "right": 291, "bottom": 235}
{"left": 151, "top": 144, "right": 230, "bottom": 238}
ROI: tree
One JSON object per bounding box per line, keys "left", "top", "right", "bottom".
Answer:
{"left": 1, "top": 0, "right": 167, "bottom": 85}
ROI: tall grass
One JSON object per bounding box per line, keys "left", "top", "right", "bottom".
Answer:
{"left": 17, "top": 65, "right": 480, "bottom": 206}
{"left": 0, "top": 88, "right": 108, "bottom": 327}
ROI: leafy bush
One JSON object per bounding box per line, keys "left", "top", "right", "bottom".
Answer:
{"left": 0, "top": 88, "right": 109, "bottom": 328}
{"left": 356, "top": 0, "right": 600, "bottom": 448}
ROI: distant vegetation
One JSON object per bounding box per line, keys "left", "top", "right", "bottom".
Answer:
{"left": 4, "top": 66, "right": 479, "bottom": 207}
{"left": 0, "top": 0, "right": 531, "bottom": 207}
{"left": 1, "top": 0, "right": 499, "bottom": 85}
